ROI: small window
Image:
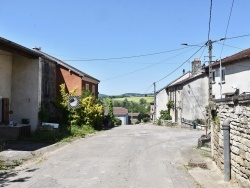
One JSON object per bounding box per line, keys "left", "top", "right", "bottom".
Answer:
{"left": 221, "top": 68, "right": 225, "bottom": 82}
{"left": 44, "top": 62, "right": 49, "bottom": 74}
{"left": 212, "top": 70, "right": 216, "bottom": 83}
{"left": 44, "top": 80, "right": 49, "bottom": 96}
{"left": 86, "top": 83, "right": 89, "bottom": 90}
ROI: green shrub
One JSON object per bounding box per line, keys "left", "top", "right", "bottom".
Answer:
{"left": 113, "top": 118, "right": 122, "bottom": 126}
{"left": 160, "top": 110, "right": 172, "bottom": 120}
{"left": 157, "top": 119, "right": 162, "bottom": 126}
{"left": 143, "top": 117, "right": 148, "bottom": 122}
{"left": 135, "top": 120, "right": 140, "bottom": 124}
{"left": 196, "top": 119, "right": 205, "bottom": 125}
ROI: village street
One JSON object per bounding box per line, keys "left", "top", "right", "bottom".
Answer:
{"left": 1, "top": 124, "right": 237, "bottom": 188}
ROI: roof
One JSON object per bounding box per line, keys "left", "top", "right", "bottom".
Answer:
{"left": 170, "top": 71, "right": 206, "bottom": 87}
{"left": 128, "top": 113, "right": 140, "bottom": 116}
{"left": 104, "top": 107, "right": 128, "bottom": 116}
{"left": 0, "top": 37, "right": 41, "bottom": 58}
{"left": 156, "top": 71, "right": 191, "bottom": 93}
{"left": 212, "top": 48, "right": 250, "bottom": 67}
{"left": 34, "top": 50, "right": 100, "bottom": 82}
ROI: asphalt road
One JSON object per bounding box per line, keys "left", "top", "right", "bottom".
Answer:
{"left": 2, "top": 124, "right": 204, "bottom": 188}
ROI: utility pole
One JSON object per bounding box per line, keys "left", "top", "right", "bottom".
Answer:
{"left": 208, "top": 40, "right": 213, "bottom": 100}
{"left": 153, "top": 82, "right": 156, "bottom": 124}
{"left": 207, "top": 40, "right": 213, "bottom": 136}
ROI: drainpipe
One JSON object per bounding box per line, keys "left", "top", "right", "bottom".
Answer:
{"left": 221, "top": 118, "right": 231, "bottom": 181}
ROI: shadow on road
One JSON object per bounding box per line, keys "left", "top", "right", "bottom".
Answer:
{"left": 3, "top": 141, "right": 52, "bottom": 152}
{"left": 0, "top": 168, "right": 38, "bottom": 187}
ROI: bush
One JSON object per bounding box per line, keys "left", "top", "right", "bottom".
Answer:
{"left": 143, "top": 117, "right": 148, "bottom": 122}
{"left": 196, "top": 119, "right": 205, "bottom": 125}
{"left": 135, "top": 120, "right": 140, "bottom": 124}
{"left": 113, "top": 118, "right": 122, "bottom": 126}
{"left": 157, "top": 119, "right": 162, "bottom": 126}
{"left": 160, "top": 110, "right": 172, "bottom": 120}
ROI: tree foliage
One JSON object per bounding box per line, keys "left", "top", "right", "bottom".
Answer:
{"left": 59, "top": 84, "right": 104, "bottom": 130}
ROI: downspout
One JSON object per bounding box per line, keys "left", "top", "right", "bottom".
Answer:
{"left": 221, "top": 118, "right": 231, "bottom": 181}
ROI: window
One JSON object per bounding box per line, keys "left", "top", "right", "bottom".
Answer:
{"left": 44, "top": 80, "right": 49, "bottom": 96}
{"left": 44, "top": 62, "right": 49, "bottom": 74}
{"left": 86, "top": 83, "right": 89, "bottom": 90}
{"left": 221, "top": 68, "right": 225, "bottom": 82}
{"left": 212, "top": 70, "right": 216, "bottom": 83}
{"left": 92, "top": 85, "right": 95, "bottom": 95}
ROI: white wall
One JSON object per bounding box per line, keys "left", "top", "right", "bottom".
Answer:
{"left": 0, "top": 50, "right": 12, "bottom": 98}
{"left": 116, "top": 115, "right": 128, "bottom": 125}
{"left": 11, "top": 55, "right": 41, "bottom": 131}
{"left": 212, "top": 60, "right": 250, "bottom": 99}
{"left": 156, "top": 89, "right": 168, "bottom": 120}
{"left": 182, "top": 76, "right": 208, "bottom": 121}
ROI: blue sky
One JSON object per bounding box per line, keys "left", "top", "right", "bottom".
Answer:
{"left": 1, "top": 0, "right": 250, "bottom": 95}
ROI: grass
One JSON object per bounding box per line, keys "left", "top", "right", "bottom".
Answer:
{"left": 21, "top": 125, "right": 96, "bottom": 144}
{"left": 113, "top": 96, "right": 154, "bottom": 103}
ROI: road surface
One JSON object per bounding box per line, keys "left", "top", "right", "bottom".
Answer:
{"left": 2, "top": 124, "right": 204, "bottom": 188}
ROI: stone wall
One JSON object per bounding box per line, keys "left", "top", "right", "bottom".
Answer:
{"left": 212, "top": 95, "right": 250, "bottom": 188}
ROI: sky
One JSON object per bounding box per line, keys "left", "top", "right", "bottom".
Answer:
{"left": 1, "top": 0, "right": 250, "bottom": 95}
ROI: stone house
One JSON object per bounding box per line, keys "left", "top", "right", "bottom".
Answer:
{"left": 0, "top": 37, "right": 99, "bottom": 135}
{"left": 33, "top": 50, "right": 100, "bottom": 122}
{"left": 211, "top": 48, "right": 250, "bottom": 99}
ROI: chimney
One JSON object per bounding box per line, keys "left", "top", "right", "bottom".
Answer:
{"left": 192, "top": 58, "right": 201, "bottom": 75}
{"left": 183, "top": 69, "right": 185, "bottom": 75}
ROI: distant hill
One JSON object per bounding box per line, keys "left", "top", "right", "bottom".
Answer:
{"left": 98, "top": 93, "right": 154, "bottom": 98}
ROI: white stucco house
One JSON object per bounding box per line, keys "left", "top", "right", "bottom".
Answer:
{"left": 155, "top": 58, "right": 208, "bottom": 125}
{"left": 211, "top": 48, "right": 250, "bottom": 99}
{"left": 155, "top": 70, "right": 190, "bottom": 121}
{"left": 0, "top": 37, "right": 42, "bottom": 132}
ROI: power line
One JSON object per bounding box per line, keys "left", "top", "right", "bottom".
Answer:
{"left": 101, "top": 46, "right": 199, "bottom": 82}
{"left": 208, "top": 0, "right": 213, "bottom": 40}
{"left": 62, "top": 46, "right": 189, "bottom": 62}
{"left": 219, "top": 0, "right": 235, "bottom": 57}
{"left": 226, "top": 33, "right": 250, "bottom": 40}
{"left": 156, "top": 45, "right": 206, "bottom": 83}
{"left": 216, "top": 42, "right": 243, "bottom": 50}
{"left": 219, "top": 0, "right": 235, "bottom": 98}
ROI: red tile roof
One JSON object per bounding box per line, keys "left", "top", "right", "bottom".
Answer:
{"left": 213, "top": 48, "right": 250, "bottom": 67}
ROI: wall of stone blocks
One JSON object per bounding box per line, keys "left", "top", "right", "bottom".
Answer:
{"left": 212, "top": 95, "right": 250, "bottom": 188}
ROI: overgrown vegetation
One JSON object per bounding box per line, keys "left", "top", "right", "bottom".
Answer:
{"left": 157, "top": 100, "right": 173, "bottom": 126}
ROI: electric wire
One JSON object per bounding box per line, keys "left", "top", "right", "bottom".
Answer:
{"left": 101, "top": 46, "right": 199, "bottom": 82}
{"left": 62, "top": 46, "right": 189, "bottom": 62}
{"left": 219, "top": 0, "right": 235, "bottom": 59}
{"left": 155, "top": 45, "right": 206, "bottom": 83}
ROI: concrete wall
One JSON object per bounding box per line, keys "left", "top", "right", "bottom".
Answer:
{"left": 212, "top": 95, "right": 250, "bottom": 188}
{"left": 0, "top": 50, "right": 12, "bottom": 99}
{"left": 11, "top": 55, "right": 41, "bottom": 131}
{"left": 212, "top": 60, "right": 250, "bottom": 99}
{"left": 156, "top": 89, "right": 168, "bottom": 120}
{"left": 182, "top": 75, "right": 208, "bottom": 121}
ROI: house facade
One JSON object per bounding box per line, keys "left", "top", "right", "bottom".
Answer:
{"left": 0, "top": 37, "right": 100, "bottom": 133}
{"left": 0, "top": 38, "right": 41, "bottom": 131}
{"left": 211, "top": 48, "right": 250, "bottom": 99}
{"left": 155, "top": 71, "right": 190, "bottom": 121}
